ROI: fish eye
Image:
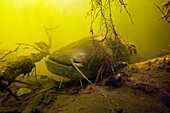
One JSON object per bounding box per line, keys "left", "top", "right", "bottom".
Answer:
{"left": 2, "top": 70, "right": 5, "bottom": 73}
{"left": 80, "top": 53, "right": 84, "bottom": 56}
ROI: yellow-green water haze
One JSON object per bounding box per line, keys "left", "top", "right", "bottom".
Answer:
{"left": 0, "top": 0, "right": 169, "bottom": 77}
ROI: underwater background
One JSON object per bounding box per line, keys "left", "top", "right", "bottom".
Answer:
{"left": 0, "top": 0, "right": 169, "bottom": 77}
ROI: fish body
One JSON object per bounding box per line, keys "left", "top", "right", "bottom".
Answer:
{"left": 45, "top": 35, "right": 139, "bottom": 80}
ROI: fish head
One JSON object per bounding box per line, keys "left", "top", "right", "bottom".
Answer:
{"left": 45, "top": 35, "right": 104, "bottom": 80}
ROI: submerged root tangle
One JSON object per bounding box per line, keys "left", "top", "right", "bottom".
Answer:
{"left": 88, "top": 0, "right": 136, "bottom": 82}
{"left": 92, "top": 38, "right": 132, "bottom": 83}
{"left": 88, "top": 0, "right": 134, "bottom": 40}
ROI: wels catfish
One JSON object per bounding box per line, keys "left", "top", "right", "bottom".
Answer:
{"left": 45, "top": 35, "right": 140, "bottom": 80}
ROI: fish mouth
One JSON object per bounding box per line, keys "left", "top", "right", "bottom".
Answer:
{"left": 46, "top": 59, "right": 73, "bottom": 69}
{"left": 48, "top": 55, "right": 84, "bottom": 67}
{"left": 45, "top": 59, "right": 84, "bottom": 79}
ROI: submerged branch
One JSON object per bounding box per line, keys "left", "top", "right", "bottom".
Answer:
{"left": 0, "top": 41, "right": 50, "bottom": 96}
{"left": 0, "top": 26, "right": 52, "bottom": 101}
{"left": 44, "top": 25, "right": 59, "bottom": 49}
{"left": 154, "top": 2, "right": 170, "bottom": 24}
{"left": 17, "top": 43, "right": 42, "bottom": 53}
{"left": 0, "top": 45, "right": 20, "bottom": 61}
{"left": 120, "top": 0, "right": 134, "bottom": 24}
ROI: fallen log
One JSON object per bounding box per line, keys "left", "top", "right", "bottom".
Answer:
{"left": 0, "top": 41, "right": 50, "bottom": 100}
{"left": 120, "top": 54, "right": 170, "bottom": 106}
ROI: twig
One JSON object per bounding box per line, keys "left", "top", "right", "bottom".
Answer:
{"left": 159, "top": 49, "right": 170, "bottom": 54}
{"left": 45, "top": 25, "right": 59, "bottom": 30}
{"left": 16, "top": 43, "right": 42, "bottom": 53}
{"left": 0, "top": 45, "right": 20, "bottom": 61}
{"left": 44, "top": 25, "right": 59, "bottom": 49}
{"left": 6, "top": 87, "right": 20, "bottom": 101}
{"left": 154, "top": 3, "right": 170, "bottom": 24}
{"left": 9, "top": 86, "right": 56, "bottom": 106}
{"left": 14, "top": 80, "right": 33, "bottom": 86}
{"left": 119, "top": 0, "right": 134, "bottom": 24}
